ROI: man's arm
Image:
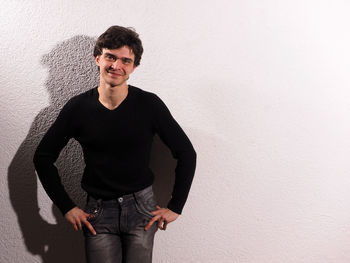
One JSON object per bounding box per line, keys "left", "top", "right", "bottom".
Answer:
{"left": 33, "top": 99, "right": 96, "bottom": 235}
{"left": 33, "top": 101, "right": 76, "bottom": 215}
{"left": 145, "top": 93, "right": 197, "bottom": 230}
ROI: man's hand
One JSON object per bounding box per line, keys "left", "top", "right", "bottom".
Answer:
{"left": 145, "top": 205, "right": 179, "bottom": 231}
{"left": 64, "top": 207, "right": 96, "bottom": 235}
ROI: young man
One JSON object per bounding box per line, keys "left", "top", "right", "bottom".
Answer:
{"left": 33, "top": 26, "right": 196, "bottom": 262}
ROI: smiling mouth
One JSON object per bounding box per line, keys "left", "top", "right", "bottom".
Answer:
{"left": 107, "top": 71, "right": 123, "bottom": 77}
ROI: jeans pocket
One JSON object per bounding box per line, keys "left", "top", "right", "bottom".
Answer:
{"left": 84, "top": 201, "right": 103, "bottom": 223}
{"left": 134, "top": 194, "right": 157, "bottom": 219}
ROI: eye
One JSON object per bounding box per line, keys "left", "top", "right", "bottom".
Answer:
{"left": 106, "top": 54, "right": 116, "bottom": 61}
{"left": 122, "top": 58, "right": 132, "bottom": 65}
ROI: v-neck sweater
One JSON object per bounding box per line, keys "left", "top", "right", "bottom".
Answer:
{"left": 33, "top": 85, "right": 196, "bottom": 215}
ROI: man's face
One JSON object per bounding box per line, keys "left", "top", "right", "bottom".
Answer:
{"left": 95, "top": 46, "right": 136, "bottom": 88}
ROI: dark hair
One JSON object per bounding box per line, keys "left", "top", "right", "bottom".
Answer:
{"left": 93, "top": 26, "right": 143, "bottom": 67}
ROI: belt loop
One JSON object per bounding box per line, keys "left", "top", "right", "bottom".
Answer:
{"left": 133, "top": 193, "right": 139, "bottom": 205}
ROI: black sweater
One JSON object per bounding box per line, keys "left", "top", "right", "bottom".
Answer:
{"left": 33, "top": 85, "right": 196, "bottom": 215}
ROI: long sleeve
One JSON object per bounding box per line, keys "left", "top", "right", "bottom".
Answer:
{"left": 150, "top": 94, "right": 197, "bottom": 214}
{"left": 33, "top": 100, "right": 76, "bottom": 215}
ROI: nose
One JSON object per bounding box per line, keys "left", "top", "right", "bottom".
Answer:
{"left": 111, "top": 59, "right": 123, "bottom": 69}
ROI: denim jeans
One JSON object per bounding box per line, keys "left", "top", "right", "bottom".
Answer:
{"left": 83, "top": 185, "right": 158, "bottom": 263}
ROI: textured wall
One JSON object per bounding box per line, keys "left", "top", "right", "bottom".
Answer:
{"left": 2, "top": 0, "right": 350, "bottom": 262}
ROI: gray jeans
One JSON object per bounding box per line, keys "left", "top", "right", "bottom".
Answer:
{"left": 83, "top": 186, "right": 158, "bottom": 263}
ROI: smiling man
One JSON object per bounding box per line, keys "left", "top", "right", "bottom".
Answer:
{"left": 33, "top": 26, "right": 196, "bottom": 263}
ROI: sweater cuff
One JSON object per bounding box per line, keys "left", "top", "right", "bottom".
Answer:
{"left": 167, "top": 200, "right": 183, "bottom": 215}
{"left": 58, "top": 201, "right": 77, "bottom": 216}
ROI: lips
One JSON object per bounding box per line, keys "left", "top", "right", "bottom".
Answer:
{"left": 107, "top": 70, "right": 123, "bottom": 77}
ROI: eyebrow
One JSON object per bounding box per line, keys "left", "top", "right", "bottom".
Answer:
{"left": 104, "top": 52, "right": 134, "bottom": 62}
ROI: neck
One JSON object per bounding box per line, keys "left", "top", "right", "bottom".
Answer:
{"left": 97, "top": 82, "right": 129, "bottom": 110}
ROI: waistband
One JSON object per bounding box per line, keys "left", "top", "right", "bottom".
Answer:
{"left": 87, "top": 185, "right": 153, "bottom": 206}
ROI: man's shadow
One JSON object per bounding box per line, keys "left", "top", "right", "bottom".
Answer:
{"left": 8, "top": 35, "right": 176, "bottom": 262}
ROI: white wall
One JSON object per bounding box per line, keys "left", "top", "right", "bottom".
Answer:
{"left": 2, "top": 0, "right": 350, "bottom": 262}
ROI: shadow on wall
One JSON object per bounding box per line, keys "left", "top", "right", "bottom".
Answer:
{"left": 8, "top": 35, "right": 176, "bottom": 263}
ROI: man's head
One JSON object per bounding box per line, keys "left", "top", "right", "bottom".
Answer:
{"left": 94, "top": 26, "right": 143, "bottom": 67}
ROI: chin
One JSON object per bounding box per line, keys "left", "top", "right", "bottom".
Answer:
{"left": 110, "top": 81, "right": 125, "bottom": 88}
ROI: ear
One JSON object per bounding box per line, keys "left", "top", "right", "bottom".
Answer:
{"left": 95, "top": 55, "right": 101, "bottom": 66}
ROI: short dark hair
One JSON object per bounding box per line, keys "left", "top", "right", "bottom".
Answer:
{"left": 93, "top": 26, "right": 143, "bottom": 67}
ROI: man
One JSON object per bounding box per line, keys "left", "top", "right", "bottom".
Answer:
{"left": 33, "top": 25, "right": 196, "bottom": 262}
